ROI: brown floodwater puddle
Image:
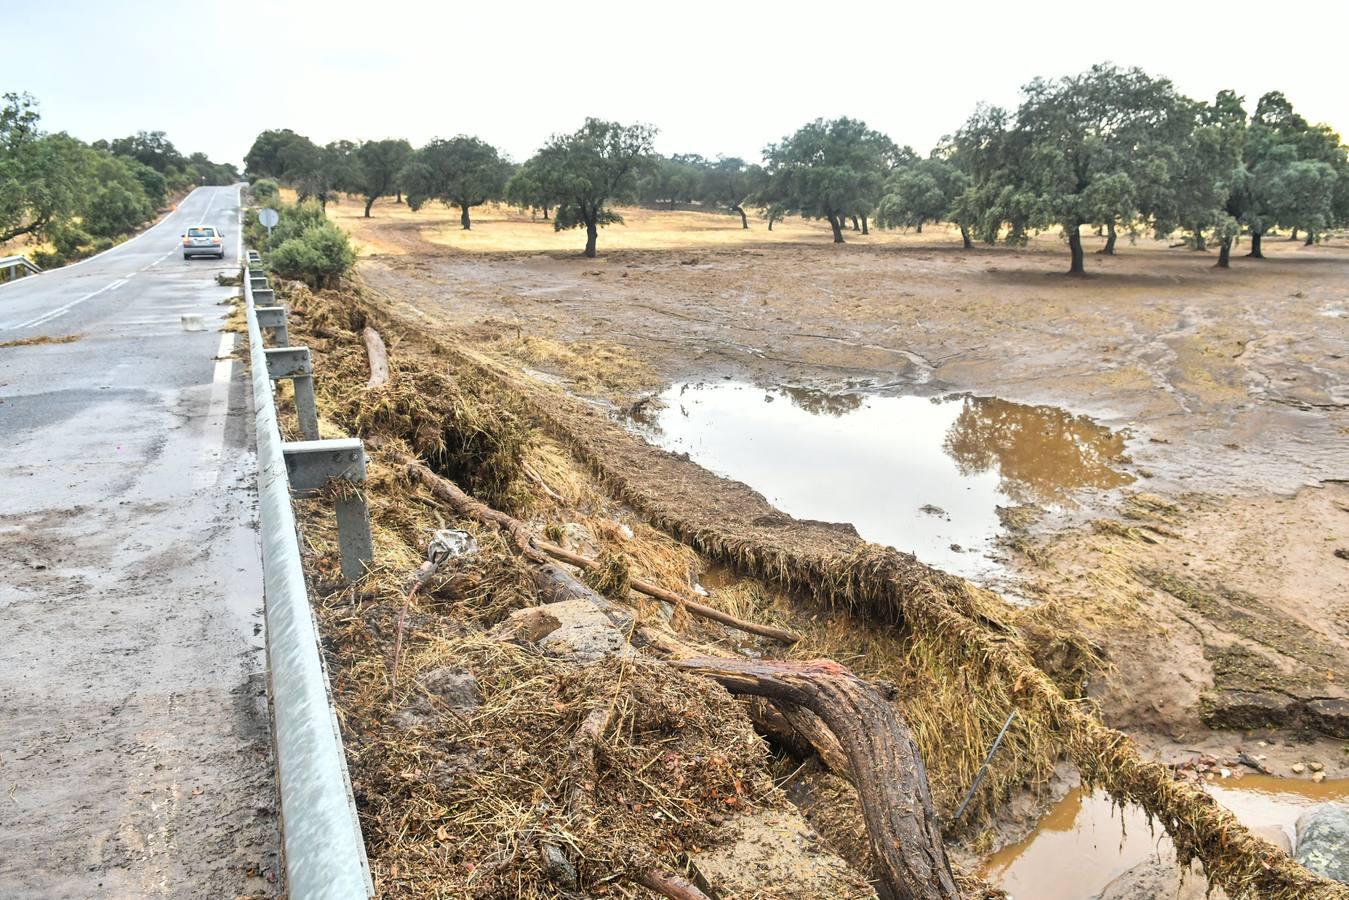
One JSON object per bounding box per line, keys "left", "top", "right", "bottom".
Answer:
{"left": 981, "top": 776, "right": 1349, "bottom": 899}
{"left": 629, "top": 382, "right": 1133, "bottom": 581}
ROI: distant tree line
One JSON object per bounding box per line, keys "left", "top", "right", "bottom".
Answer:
{"left": 243, "top": 63, "right": 1348, "bottom": 271}
{"left": 0, "top": 93, "right": 239, "bottom": 266}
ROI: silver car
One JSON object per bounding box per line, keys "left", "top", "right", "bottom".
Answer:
{"left": 182, "top": 225, "right": 225, "bottom": 259}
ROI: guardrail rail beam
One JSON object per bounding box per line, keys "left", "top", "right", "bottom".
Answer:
{"left": 243, "top": 261, "right": 373, "bottom": 898}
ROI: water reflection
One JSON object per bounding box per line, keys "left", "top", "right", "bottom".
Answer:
{"left": 627, "top": 382, "right": 1133, "bottom": 580}
{"left": 982, "top": 778, "right": 1349, "bottom": 899}
{"left": 943, "top": 395, "right": 1133, "bottom": 505}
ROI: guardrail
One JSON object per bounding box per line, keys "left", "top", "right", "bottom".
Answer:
{"left": 0, "top": 255, "right": 42, "bottom": 284}
{"left": 244, "top": 261, "right": 374, "bottom": 898}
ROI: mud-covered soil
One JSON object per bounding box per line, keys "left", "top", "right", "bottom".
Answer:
{"left": 341, "top": 205, "right": 1349, "bottom": 839}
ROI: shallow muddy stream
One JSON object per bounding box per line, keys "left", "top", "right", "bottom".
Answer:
{"left": 982, "top": 776, "right": 1349, "bottom": 898}
{"left": 630, "top": 381, "right": 1132, "bottom": 581}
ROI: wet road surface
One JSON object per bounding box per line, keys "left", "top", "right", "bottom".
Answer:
{"left": 0, "top": 187, "right": 279, "bottom": 897}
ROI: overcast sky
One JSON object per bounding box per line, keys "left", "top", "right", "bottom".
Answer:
{"left": 8, "top": 1, "right": 1347, "bottom": 168}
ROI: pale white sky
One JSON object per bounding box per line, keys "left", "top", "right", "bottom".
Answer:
{"left": 8, "top": 0, "right": 1347, "bottom": 168}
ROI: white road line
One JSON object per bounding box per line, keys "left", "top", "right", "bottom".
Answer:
{"left": 192, "top": 331, "right": 237, "bottom": 490}
{"left": 1, "top": 278, "right": 125, "bottom": 331}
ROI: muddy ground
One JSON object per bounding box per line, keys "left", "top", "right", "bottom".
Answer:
{"left": 338, "top": 200, "right": 1349, "bottom": 828}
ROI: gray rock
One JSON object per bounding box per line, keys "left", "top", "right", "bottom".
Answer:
{"left": 536, "top": 599, "right": 634, "bottom": 662}
{"left": 391, "top": 666, "right": 480, "bottom": 731}
{"left": 1095, "top": 852, "right": 1225, "bottom": 900}
{"left": 418, "top": 666, "right": 481, "bottom": 714}
{"left": 496, "top": 599, "right": 634, "bottom": 663}
{"left": 1296, "top": 803, "right": 1349, "bottom": 883}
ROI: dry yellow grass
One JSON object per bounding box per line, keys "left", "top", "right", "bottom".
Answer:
{"left": 323, "top": 191, "right": 975, "bottom": 256}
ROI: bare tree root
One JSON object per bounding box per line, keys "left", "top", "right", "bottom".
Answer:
{"left": 670, "top": 657, "right": 959, "bottom": 900}
{"left": 387, "top": 446, "right": 799, "bottom": 643}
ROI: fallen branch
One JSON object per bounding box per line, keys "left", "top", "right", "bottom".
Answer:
{"left": 534, "top": 537, "right": 799, "bottom": 644}
{"left": 363, "top": 325, "right": 389, "bottom": 388}
{"left": 635, "top": 869, "right": 713, "bottom": 900}
{"left": 522, "top": 461, "right": 565, "bottom": 503}
{"left": 565, "top": 700, "right": 617, "bottom": 818}
{"left": 669, "top": 657, "right": 959, "bottom": 900}
{"left": 389, "top": 448, "right": 798, "bottom": 643}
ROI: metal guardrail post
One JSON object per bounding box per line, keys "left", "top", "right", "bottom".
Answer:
{"left": 282, "top": 438, "right": 375, "bottom": 581}
{"left": 256, "top": 306, "right": 289, "bottom": 347}
{"left": 263, "top": 346, "right": 320, "bottom": 440}
{"left": 243, "top": 261, "right": 373, "bottom": 899}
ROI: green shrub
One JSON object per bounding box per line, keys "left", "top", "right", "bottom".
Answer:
{"left": 85, "top": 181, "right": 153, "bottom": 238}
{"left": 267, "top": 200, "right": 327, "bottom": 248}
{"left": 269, "top": 220, "right": 355, "bottom": 289}
{"left": 252, "top": 178, "right": 280, "bottom": 204}
{"left": 49, "top": 221, "right": 92, "bottom": 258}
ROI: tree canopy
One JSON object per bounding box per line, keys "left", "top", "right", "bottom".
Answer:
{"left": 352, "top": 138, "right": 413, "bottom": 217}
{"left": 1, "top": 93, "right": 234, "bottom": 263}
{"left": 521, "top": 119, "right": 656, "bottom": 257}
{"left": 231, "top": 61, "right": 1348, "bottom": 272}
{"left": 761, "top": 117, "right": 896, "bottom": 242}
{"left": 401, "top": 136, "right": 512, "bottom": 229}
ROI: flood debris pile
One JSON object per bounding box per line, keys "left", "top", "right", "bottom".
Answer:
{"left": 275, "top": 278, "right": 1349, "bottom": 899}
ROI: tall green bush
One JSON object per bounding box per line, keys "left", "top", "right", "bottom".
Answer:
{"left": 269, "top": 220, "right": 355, "bottom": 289}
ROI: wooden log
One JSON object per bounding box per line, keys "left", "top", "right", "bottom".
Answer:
{"left": 363, "top": 325, "right": 389, "bottom": 388}
{"left": 749, "top": 698, "right": 853, "bottom": 783}
{"left": 669, "top": 657, "right": 959, "bottom": 900}
{"left": 639, "top": 626, "right": 852, "bottom": 783}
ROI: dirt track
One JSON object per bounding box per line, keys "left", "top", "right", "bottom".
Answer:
{"left": 342, "top": 200, "right": 1349, "bottom": 772}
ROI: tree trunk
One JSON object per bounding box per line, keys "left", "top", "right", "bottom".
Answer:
{"left": 767, "top": 212, "right": 776, "bottom": 231}
{"left": 828, "top": 215, "right": 845, "bottom": 243}
{"left": 861, "top": 215, "right": 869, "bottom": 235}
{"left": 1216, "top": 236, "right": 1232, "bottom": 268}
{"left": 1289, "top": 227, "right": 1299, "bottom": 241}
{"left": 1247, "top": 231, "right": 1263, "bottom": 258}
{"left": 395, "top": 190, "right": 402, "bottom": 204}
{"left": 363, "top": 195, "right": 376, "bottom": 218}
{"left": 585, "top": 219, "right": 598, "bottom": 258}
{"left": 543, "top": 205, "right": 550, "bottom": 220}
{"left": 1067, "top": 225, "right": 1086, "bottom": 275}
{"left": 460, "top": 204, "right": 472, "bottom": 230}
{"left": 1192, "top": 229, "right": 1207, "bottom": 251}
{"left": 850, "top": 216, "right": 861, "bottom": 232}
{"left": 960, "top": 225, "right": 973, "bottom": 249}
{"left": 733, "top": 204, "right": 748, "bottom": 229}
{"left": 1305, "top": 231, "right": 1315, "bottom": 246}
{"left": 1102, "top": 220, "right": 1117, "bottom": 255}
{"left": 669, "top": 658, "right": 960, "bottom": 900}
{"left": 915, "top": 220, "right": 923, "bottom": 234}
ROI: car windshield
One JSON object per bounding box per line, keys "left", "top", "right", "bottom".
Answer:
{"left": 188, "top": 227, "right": 215, "bottom": 237}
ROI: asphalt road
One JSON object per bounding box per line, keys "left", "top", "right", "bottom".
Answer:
{"left": 0, "top": 186, "right": 280, "bottom": 897}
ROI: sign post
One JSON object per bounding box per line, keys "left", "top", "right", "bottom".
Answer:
{"left": 259, "top": 207, "right": 280, "bottom": 240}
